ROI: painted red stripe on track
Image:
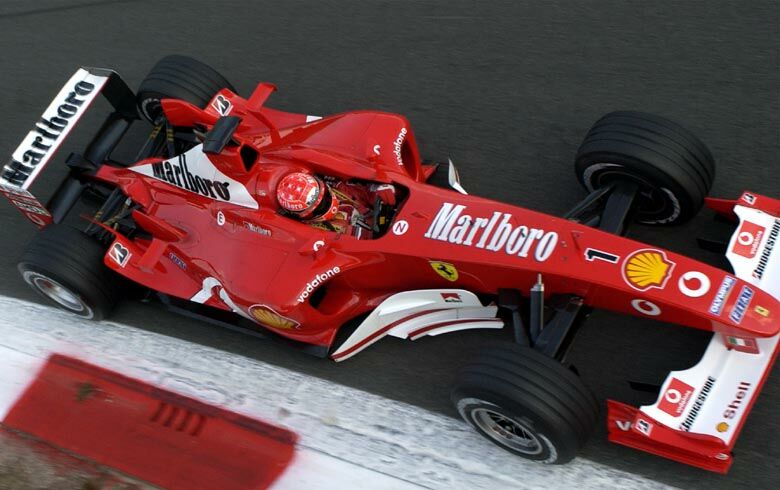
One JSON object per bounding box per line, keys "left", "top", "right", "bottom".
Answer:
{"left": 3, "top": 354, "right": 297, "bottom": 490}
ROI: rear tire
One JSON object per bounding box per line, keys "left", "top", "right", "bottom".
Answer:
{"left": 137, "top": 55, "right": 236, "bottom": 122}
{"left": 575, "top": 111, "right": 715, "bottom": 225}
{"left": 18, "top": 225, "right": 121, "bottom": 320}
{"left": 451, "top": 342, "right": 599, "bottom": 464}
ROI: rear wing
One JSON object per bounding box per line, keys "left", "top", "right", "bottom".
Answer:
{"left": 607, "top": 191, "right": 780, "bottom": 473}
{"left": 0, "top": 67, "right": 136, "bottom": 227}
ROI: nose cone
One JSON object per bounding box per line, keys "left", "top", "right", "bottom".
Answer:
{"left": 715, "top": 283, "right": 779, "bottom": 338}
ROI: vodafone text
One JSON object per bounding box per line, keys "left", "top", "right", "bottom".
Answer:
{"left": 297, "top": 267, "right": 341, "bottom": 304}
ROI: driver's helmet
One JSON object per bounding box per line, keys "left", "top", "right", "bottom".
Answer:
{"left": 276, "top": 172, "right": 339, "bottom": 221}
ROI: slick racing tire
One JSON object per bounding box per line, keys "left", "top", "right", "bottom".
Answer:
{"left": 137, "top": 54, "right": 236, "bottom": 123}
{"left": 451, "top": 342, "right": 599, "bottom": 464}
{"left": 575, "top": 111, "right": 715, "bottom": 225}
{"left": 18, "top": 225, "right": 121, "bottom": 321}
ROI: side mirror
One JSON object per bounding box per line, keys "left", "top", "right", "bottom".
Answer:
{"left": 203, "top": 116, "right": 241, "bottom": 154}
{"left": 448, "top": 158, "right": 468, "bottom": 195}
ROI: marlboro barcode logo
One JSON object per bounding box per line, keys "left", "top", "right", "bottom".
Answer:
{"left": 440, "top": 292, "right": 462, "bottom": 303}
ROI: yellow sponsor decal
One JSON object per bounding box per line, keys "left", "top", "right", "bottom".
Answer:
{"left": 622, "top": 249, "right": 675, "bottom": 291}
{"left": 249, "top": 304, "right": 300, "bottom": 330}
{"left": 754, "top": 305, "right": 770, "bottom": 317}
{"left": 430, "top": 261, "right": 458, "bottom": 282}
{"left": 716, "top": 422, "right": 729, "bottom": 433}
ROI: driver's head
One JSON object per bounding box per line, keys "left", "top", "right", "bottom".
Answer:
{"left": 276, "top": 172, "right": 339, "bottom": 221}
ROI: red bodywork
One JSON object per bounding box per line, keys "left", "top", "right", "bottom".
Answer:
{"left": 5, "top": 71, "right": 778, "bottom": 474}
{"left": 91, "top": 85, "right": 780, "bottom": 473}
{"left": 94, "top": 86, "right": 779, "bottom": 352}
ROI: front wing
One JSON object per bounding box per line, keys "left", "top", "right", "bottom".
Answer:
{"left": 608, "top": 193, "right": 780, "bottom": 473}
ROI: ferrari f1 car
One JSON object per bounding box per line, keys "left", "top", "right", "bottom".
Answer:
{"left": 2, "top": 56, "right": 777, "bottom": 474}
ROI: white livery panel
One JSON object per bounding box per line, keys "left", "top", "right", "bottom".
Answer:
{"left": 331, "top": 289, "right": 502, "bottom": 361}
{"left": 640, "top": 205, "right": 779, "bottom": 445}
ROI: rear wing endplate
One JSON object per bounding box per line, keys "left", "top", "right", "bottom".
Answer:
{"left": 0, "top": 67, "right": 135, "bottom": 227}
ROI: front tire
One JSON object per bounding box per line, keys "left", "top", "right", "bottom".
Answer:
{"left": 451, "top": 343, "right": 599, "bottom": 464}
{"left": 18, "top": 225, "right": 121, "bottom": 320}
{"left": 575, "top": 111, "right": 715, "bottom": 225}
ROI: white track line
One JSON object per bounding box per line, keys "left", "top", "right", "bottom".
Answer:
{"left": 0, "top": 296, "right": 674, "bottom": 490}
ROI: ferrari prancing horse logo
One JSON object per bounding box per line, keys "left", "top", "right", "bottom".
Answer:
{"left": 430, "top": 261, "right": 458, "bottom": 282}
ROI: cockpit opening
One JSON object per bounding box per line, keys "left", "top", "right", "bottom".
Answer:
{"left": 275, "top": 173, "right": 407, "bottom": 240}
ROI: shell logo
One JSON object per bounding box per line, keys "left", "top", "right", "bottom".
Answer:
{"left": 622, "top": 249, "right": 675, "bottom": 291}
{"left": 249, "top": 305, "right": 300, "bottom": 330}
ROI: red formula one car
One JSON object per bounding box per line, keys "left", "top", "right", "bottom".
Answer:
{"left": 2, "top": 56, "right": 778, "bottom": 473}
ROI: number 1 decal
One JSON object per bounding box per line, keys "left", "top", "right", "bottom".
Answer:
{"left": 585, "top": 248, "right": 620, "bottom": 264}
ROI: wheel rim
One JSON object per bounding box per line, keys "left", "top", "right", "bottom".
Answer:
{"left": 471, "top": 408, "right": 543, "bottom": 455}
{"left": 139, "top": 97, "right": 161, "bottom": 122}
{"left": 583, "top": 163, "right": 681, "bottom": 224}
{"left": 22, "top": 271, "right": 93, "bottom": 318}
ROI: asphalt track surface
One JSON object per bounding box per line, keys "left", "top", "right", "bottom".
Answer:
{"left": 0, "top": 1, "right": 777, "bottom": 488}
